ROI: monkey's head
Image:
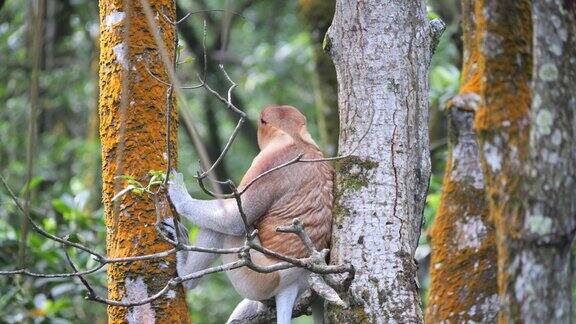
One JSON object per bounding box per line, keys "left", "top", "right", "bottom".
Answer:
{"left": 257, "top": 105, "right": 318, "bottom": 150}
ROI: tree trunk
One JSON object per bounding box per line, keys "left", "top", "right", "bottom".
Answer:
{"left": 475, "top": 1, "right": 576, "bottom": 322}
{"left": 298, "top": 0, "right": 339, "bottom": 155}
{"left": 425, "top": 1, "right": 498, "bottom": 322}
{"left": 325, "top": 1, "right": 440, "bottom": 322}
{"left": 98, "top": 1, "right": 191, "bottom": 323}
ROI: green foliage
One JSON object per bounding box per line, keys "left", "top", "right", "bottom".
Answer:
{"left": 424, "top": 174, "right": 444, "bottom": 229}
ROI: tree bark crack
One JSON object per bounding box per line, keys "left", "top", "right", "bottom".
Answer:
{"left": 391, "top": 106, "right": 402, "bottom": 244}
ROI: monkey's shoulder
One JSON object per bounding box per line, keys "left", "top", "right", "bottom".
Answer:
{"left": 243, "top": 143, "right": 331, "bottom": 185}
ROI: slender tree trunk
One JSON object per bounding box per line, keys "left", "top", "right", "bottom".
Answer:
{"left": 84, "top": 33, "right": 102, "bottom": 215}
{"left": 475, "top": 1, "right": 576, "bottom": 322}
{"left": 99, "top": 1, "right": 191, "bottom": 323}
{"left": 298, "top": 0, "right": 339, "bottom": 155}
{"left": 20, "top": 0, "right": 45, "bottom": 270}
{"left": 425, "top": 1, "right": 498, "bottom": 322}
{"left": 325, "top": 1, "right": 441, "bottom": 322}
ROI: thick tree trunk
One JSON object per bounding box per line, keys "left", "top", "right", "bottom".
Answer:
{"left": 425, "top": 1, "right": 498, "bottom": 322}
{"left": 98, "top": 1, "right": 191, "bottom": 323}
{"left": 325, "top": 1, "right": 439, "bottom": 322}
{"left": 475, "top": 1, "right": 576, "bottom": 322}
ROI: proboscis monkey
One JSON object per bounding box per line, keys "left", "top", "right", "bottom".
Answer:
{"left": 167, "top": 105, "right": 333, "bottom": 323}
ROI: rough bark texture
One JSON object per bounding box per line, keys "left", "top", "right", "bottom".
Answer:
{"left": 426, "top": 105, "right": 498, "bottom": 323}
{"left": 298, "top": 0, "right": 339, "bottom": 155}
{"left": 325, "top": 1, "right": 436, "bottom": 322}
{"left": 99, "top": 1, "right": 191, "bottom": 323}
{"left": 474, "top": 1, "right": 576, "bottom": 322}
{"left": 425, "top": 1, "right": 498, "bottom": 322}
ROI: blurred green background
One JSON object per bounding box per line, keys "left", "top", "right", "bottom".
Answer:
{"left": 0, "top": 1, "right": 460, "bottom": 323}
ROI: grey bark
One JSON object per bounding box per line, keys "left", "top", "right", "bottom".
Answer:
{"left": 475, "top": 1, "right": 576, "bottom": 322}
{"left": 324, "top": 1, "right": 441, "bottom": 322}
{"left": 502, "top": 1, "right": 576, "bottom": 322}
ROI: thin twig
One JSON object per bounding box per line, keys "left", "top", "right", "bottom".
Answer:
{"left": 0, "top": 264, "right": 106, "bottom": 278}
{"left": 63, "top": 247, "right": 97, "bottom": 299}
{"left": 144, "top": 63, "right": 204, "bottom": 90}
{"left": 160, "top": 9, "right": 247, "bottom": 26}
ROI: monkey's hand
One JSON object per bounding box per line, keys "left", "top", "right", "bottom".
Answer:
{"left": 168, "top": 170, "right": 192, "bottom": 216}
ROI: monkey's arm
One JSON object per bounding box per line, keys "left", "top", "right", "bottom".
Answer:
{"left": 168, "top": 171, "right": 275, "bottom": 236}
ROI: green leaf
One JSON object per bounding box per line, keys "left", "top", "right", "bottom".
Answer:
{"left": 52, "top": 198, "right": 72, "bottom": 215}
{"left": 180, "top": 56, "right": 194, "bottom": 64}
{"left": 66, "top": 233, "right": 83, "bottom": 244}
{"left": 19, "top": 176, "right": 44, "bottom": 195}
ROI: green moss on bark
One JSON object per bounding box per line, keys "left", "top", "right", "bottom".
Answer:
{"left": 336, "top": 155, "right": 379, "bottom": 192}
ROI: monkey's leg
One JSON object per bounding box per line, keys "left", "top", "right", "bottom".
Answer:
{"left": 160, "top": 219, "right": 225, "bottom": 290}
{"left": 275, "top": 283, "right": 300, "bottom": 324}
{"left": 226, "top": 299, "right": 268, "bottom": 323}
{"left": 177, "top": 228, "right": 225, "bottom": 290}
{"left": 311, "top": 294, "right": 325, "bottom": 324}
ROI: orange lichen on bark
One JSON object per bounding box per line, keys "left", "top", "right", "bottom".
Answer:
{"left": 472, "top": 1, "right": 533, "bottom": 322}
{"left": 426, "top": 1, "right": 498, "bottom": 322}
{"left": 472, "top": 1, "right": 533, "bottom": 240}
{"left": 458, "top": 1, "right": 484, "bottom": 96}
{"left": 474, "top": 1, "right": 533, "bottom": 238}
{"left": 426, "top": 153, "right": 497, "bottom": 322}
{"left": 474, "top": 0, "right": 532, "bottom": 130}
{"left": 98, "top": 0, "right": 191, "bottom": 323}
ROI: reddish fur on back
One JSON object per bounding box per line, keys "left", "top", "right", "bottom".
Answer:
{"left": 240, "top": 105, "right": 334, "bottom": 260}
{"left": 256, "top": 147, "right": 333, "bottom": 258}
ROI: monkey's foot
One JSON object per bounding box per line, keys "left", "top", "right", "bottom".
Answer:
{"left": 159, "top": 217, "right": 189, "bottom": 244}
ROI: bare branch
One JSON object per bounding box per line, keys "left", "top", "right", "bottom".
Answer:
{"left": 63, "top": 247, "right": 98, "bottom": 299}
{"left": 238, "top": 154, "right": 304, "bottom": 195}
{"left": 143, "top": 62, "right": 204, "bottom": 90}
{"left": 194, "top": 64, "right": 247, "bottom": 180}
{"left": 0, "top": 264, "right": 106, "bottom": 278}
{"left": 276, "top": 218, "right": 316, "bottom": 253}
{"left": 88, "top": 259, "right": 247, "bottom": 307}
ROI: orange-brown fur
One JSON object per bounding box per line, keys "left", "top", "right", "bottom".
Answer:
{"left": 243, "top": 105, "right": 333, "bottom": 259}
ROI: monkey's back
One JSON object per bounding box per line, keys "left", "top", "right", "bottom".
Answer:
{"left": 247, "top": 144, "right": 334, "bottom": 259}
